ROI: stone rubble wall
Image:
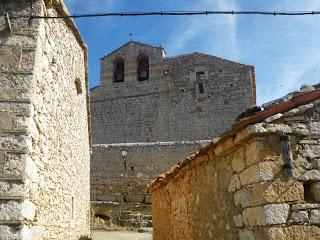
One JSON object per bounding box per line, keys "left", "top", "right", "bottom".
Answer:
{"left": 91, "top": 42, "right": 255, "bottom": 144}
{"left": 0, "top": 0, "right": 90, "bottom": 239}
{"left": 150, "top": 101, "right": 320, "bottom": 240}
{"left": 91, "top": 141, "right": 210, "bottom": 203}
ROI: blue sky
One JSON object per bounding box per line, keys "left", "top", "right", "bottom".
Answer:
{"left": 64, "top": 0, "right": 320, "bottom": 104}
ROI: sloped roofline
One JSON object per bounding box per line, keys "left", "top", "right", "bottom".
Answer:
{"left": 164, "top": 52, "right": 252, "bottom": 67}
{"left": 101, "top": 41, "right": 165, "bottom": 59}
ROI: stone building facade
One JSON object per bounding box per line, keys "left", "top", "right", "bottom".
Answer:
{"left": 90, "top": 41, "right": 256, "bottom": 204}
{"left": 149, "top": 85, "right": 320, "bottom": 240}
{"left": 0, "top": 0, "right": 91, "bottom": 239}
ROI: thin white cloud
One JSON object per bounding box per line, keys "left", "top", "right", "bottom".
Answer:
{"left": 166, "top": 0, "right": 238, "bottom": 59}
{"left": 257, "top": 0, "right": 320, "bottom": 104}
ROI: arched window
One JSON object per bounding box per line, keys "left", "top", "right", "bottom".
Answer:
{"left": 113, "top": 58, "right": 124, "bottom": 83}
{"left": 137, "top": 55, "right": 149, "bottom": 81}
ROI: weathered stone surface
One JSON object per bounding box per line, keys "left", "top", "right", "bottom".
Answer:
{"left": 231, "top": 149, "right": 246, "bottom": 173}
{"left": 264, "top": 204, "right": 290, "bottom": 225}
{"left": 298, "top": 170, "right": 320, "bottom": 181}
{"left": 310, "top": 210, "right": 320, "bottom": 224}
{"left": 234, "top": 188, "right": 251, "bottom": 208}
{"left": 0, "top": 181, "right": 24, "bottom": 199}
{"left": 292, "top": 211, "right": 309, "bottom": 223}
{"left": 291, "top": 203, "right": 320, "bottom": 211}
{"left": 233, "top": 214, "right": 244, "bottom": 228}
{"left": 0, "top": 226, "right": 17, "bottom": 240}
{"left": 228, "top": 174, "right": 241, "bottom": 193}
{"left": 257, "top": 226, "right": 320, "bottom": 240}
{"left": 243, "top": 204, "right": 290, "bottom": 227}
{"left": 245, "top": 136, "right": 280, "bottom": 166}
{"left": 251, "top": 180, "right": 304, "bottom": 206}
{"left": 240, "top": 161, "right": 281, "bottom": 186}
{"left": 0, "top": 202, "right": 21, "bottom": 222}
{"left": 21, "top": 200, "right": 36, "bottom": 221}
{"left": 238, "top": 229, "right": 256, "bottom": 240}
{"left": 91, "top": 142, "right": 207, "bottom": 202}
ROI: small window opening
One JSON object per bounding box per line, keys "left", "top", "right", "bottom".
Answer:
{"left": 75, "top": 78, "right": 83, "bottom": 95}
{"left": 196, "top": 71, "right": 205, "bottom": 81}
{"left": 138, "top": 54, "right": 149, "bottom": 81}
{"left": 198, "top": 83, "right": 205, "bottom": 94}
{"left": 130, "top": 166, "right": 135, "bottom": 171}
{"left": 113, "top": 58, "right": 124, "bottom": 83}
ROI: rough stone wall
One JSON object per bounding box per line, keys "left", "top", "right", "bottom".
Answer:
{"left": 151, "top": 146, "right": 238, "bottom": 240}
{"left": 91, "top": 42, "right": 255, "bottom": 144}
{"left": 0, "top": 0, "right": 90, "bottom": 239}
{"left": 91, "top": 141, "right": 209, "bottom": 203}
{"left": 150, "top": 101, "right": 320, "bottom": 240}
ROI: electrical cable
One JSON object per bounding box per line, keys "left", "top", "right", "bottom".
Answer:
{"left": 10, "top": 10, "right": 320, "bottom": 20}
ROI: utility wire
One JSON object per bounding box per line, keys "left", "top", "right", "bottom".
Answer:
{"left": 12, "top": 10, "right": 320, "bottom": 19}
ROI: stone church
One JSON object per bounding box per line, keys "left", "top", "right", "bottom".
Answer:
{"left": 90, "top": 41, "right": 256, "bottom": 206}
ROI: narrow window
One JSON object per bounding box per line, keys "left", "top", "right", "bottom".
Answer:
{"left": 199, "top": 83, "right": 205, "bottom": 94}
{"left": 138, "top": 54, "right": 149, "bottom": 81}
{"left": 113, "top": 58, "right": 124, "bottom": 83}
{"left": 196, "top": 71, "right": 205, "bottom": 94}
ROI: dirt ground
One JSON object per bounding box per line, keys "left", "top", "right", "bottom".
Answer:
{"left": 92, "top": 230, "right": 153, "bottom": 240}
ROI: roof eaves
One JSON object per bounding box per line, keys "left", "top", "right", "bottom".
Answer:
{"left": 232, "top": 88, "right": 320, "bottom": 132}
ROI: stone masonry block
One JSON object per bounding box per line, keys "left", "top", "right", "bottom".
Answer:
{"left": 245, "top": 136, "right": 280, "bottom": 166}
{"left": 228, "top": 174, "right": 241, "bottom": 193}
{"left": 238, "top": 229, "right": 256, "bottom": 240}
{"left": 310, "top": 210, "right": 320, "bottom": 224}
{"left": 264, "top": 204, "right": 290, "bottom": 226}
{"left": 21, "top": 200, "right": 36, "bottom": 221}
{"left": 251, "top": 179, "right": 304, "bottom": 206}
{"left": 256, "top": 226, "right": 320, "bottom": 240}
{"left": 0, "top": 201, "right": 21, "bottom": 222}
{"left": 0, "top": 226, "right": 17, "bottom": 240}
{"left": 243, "top": 204, "right": 289, "bottom": 227}
{"left": 292, "top": 211, "right": 309, "bottom": 223}
{"left": 234, "top": 188, "right": 251, "bottom": 208}
{"left": 1, "top": 153, "right": 26, "bottom": 179}
{"left": 0, "top": 46, "right": 21, "bottom": 72}
{"left": 240, "top": 161, "right": 281, "bottom": 186}
{"left": 231, "top": 149, "right": 246, "bottom": 173}
{"left": 298, "top": 170, "right": 320, "bottom": 181}
{"left": 0, "top": 181, "right": 24, "bottom": 199}
{"left": 233, "top": 214, "right": 244, "bottom": 228}
{"left": 214, "top": 138, "right": 234, "bottom": 156}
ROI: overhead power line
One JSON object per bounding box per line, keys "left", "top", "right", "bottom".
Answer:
{"left": 13, "top": 10, "right": 320, "bottom": 19}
